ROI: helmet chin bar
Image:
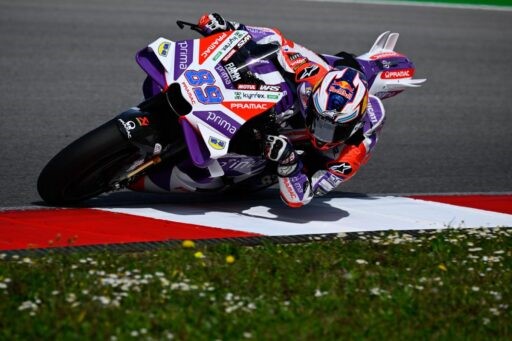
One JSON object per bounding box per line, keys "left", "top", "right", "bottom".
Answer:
{"left": 306, "top": 130, "right": 342, "bottom": 151}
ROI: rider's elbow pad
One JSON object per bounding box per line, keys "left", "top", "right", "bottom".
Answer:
{"left": 278, "top": 173, "right": 313, "bottom": 208}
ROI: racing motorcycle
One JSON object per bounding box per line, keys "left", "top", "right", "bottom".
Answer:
{"left": 37, "top": 21, "right": 425, "bottom": 205}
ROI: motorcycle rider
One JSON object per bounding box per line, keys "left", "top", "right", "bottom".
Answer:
{"left": 197, "top": 13, "right": 385, "bottom": 208}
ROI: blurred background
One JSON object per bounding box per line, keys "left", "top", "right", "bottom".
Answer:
{"left": 0, "top": 0, "right": 511, "bottom": 207}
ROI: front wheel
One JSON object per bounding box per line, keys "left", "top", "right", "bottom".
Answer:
{"left": 37, "top": 119, "right": 138, "bottom": 205}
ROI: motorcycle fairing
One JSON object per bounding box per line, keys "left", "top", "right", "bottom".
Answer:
{"left": 137, "top": 31, "right": 293, "bottom": 173}
{"left": 129, "top": 152, "right": 270, "bottom": 194}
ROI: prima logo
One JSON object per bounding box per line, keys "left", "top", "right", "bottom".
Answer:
{"left": 176, "top": 41, "right": 190, "bottom": 70}
{"left": 215, "top": 63, "right": 232, "bottom": 86}
{"left": 206, "top": 111, "right": 238, "bottom": 135}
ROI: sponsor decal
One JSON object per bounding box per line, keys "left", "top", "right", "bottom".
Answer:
{"left": 237, "top": 84, "right": 257, "bottom": 90}
{"left": 136, "top": 116, "right": 150, "bottom": 126}
{"left": 283, "top": 178, "right": 298, "bottom": 200}
{"left": 297, "top": 64, "right": 319, "bottom": 80}
{"left": 293, "top": 178, "right": 304, "bottom": 195}
{"left": 259, "top": 84, "right": 281, "bottom": 91}
{"left": 174, "top": 40, "right": 193, "bottom": 79}
{"left": 229, "top": 102, "right": 270, "bottom": 110}
{"left": 366, "top": 102, "right": 379, "bottom": 124}
{"left": 223, "top": 101, "right": 274, "bottom": 120}
{"left": 381, "top": 60, "right": 392, "bottom": 69}
{"left": 153, "top": 143, "right": 162, "bottom": 155}
{"left": 267, "top": 94, "right": 279, "bottom": 100}
{"left": 236, "top": 34, "right": 251, "bottom": 49}
{"left": 330, "top": 162, "right": 352, "bottom": 176}
{"left": 194, "top": 110, "right": 241, "bottom": 136}
{"left": 246, "top": 26, "right": 274, "bottom": 36}
{"left": 208, "top": 136, "right": 226, "bottom": 150}
{"left": 206, "top": 112, "right": 239, "bottom": 135}
{"left": 219, "top": 157, "right": 267, "bottom": 173}
{"left": 181, "top": 81, "right": 197, "bottom": 105}
{"left": 238, "top": 92, "right": 266, "bottom": 100}
{"left": 329, "top": 80, "right": 354, "bottom": 100}
{"left": 369, "top": 51, "right": 405, "bottom": 60}
{"left": 213, "top": 51, "right": 222, "bottom": 61}
{"left": 222, "top": 49, "right": 237, "bottom": 62}
{"left": 225, "top": 62, "right": 241, "bottom": 82}
{"left": 222, "top": 33, "right": 243, "bottom": 53}
{"left": 286, "top": 52, "right": 307, "bottom": 69}
{"left": 288, "top": 53, "right": 301, "bottom": 61}
{"left": 158, "top": 41, "right": 171, "bottom": 57}
{"left": 118, "top": 119, "right": 136, "bottom": 139}
{"left": 199, "top": 32, "right": 228, "bottom": 64}
{"left": 214, "top": 63, "right": 232, "bottom": 88}
{"left": 380, "top": 68, "right": 414, "bottom": 79}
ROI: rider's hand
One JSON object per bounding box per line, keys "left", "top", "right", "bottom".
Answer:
{"left": 198, "top": 13, "right": 232, "bottom": 35}
{"left": 264, "top": 135, "right": 294, "bottom": 163}
{"left": 265, "top": 135, "right": 301, "bottom": 177}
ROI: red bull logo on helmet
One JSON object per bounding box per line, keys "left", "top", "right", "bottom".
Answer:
{"left": 329, "top": 80, "right": 354, "bottom": 100}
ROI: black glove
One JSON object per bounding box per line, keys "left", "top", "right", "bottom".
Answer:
{"left": 264, "top": 135, "right": 300, "bottom": 177}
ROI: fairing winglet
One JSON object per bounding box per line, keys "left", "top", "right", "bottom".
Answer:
{"left": 359, "top": 31, "right": 426, "bottom": 99}
{"left": 384, "top": 78, "right": 427, "bottom": 89}
{"left": 369, "top": 31, "right": 392, "bottom": 54}
{"left": 369, "top": 31, "right": 399, "bottom": 55}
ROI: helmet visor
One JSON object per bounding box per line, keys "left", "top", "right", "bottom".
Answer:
{"left": 305, "top": 107, "right": 358, "bottom": 145}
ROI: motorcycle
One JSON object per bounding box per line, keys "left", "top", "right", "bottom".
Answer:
{"left": 37, "top": 21, "right": 425, "bottom": 205}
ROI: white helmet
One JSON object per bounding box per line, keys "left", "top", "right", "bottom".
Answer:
{"left": 305, "top": 68, "right": 369, "bottom": 150}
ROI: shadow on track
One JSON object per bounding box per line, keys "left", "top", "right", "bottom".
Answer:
{"left": 33, "top": 190, "right": 379, "bottom": 224}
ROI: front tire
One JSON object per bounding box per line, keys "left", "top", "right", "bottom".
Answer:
{"left": 37, "top": 119, "right": 138, "bottom": 205}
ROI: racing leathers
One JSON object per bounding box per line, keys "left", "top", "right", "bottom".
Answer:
{"left": 197, "top": 14, "right": 386, "bottom": 207}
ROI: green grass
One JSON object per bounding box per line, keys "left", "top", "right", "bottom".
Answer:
{"left": 396, "top": 0, "right": 512, "bottom": 6}
{"left": 1, "top": 228, "right": 510, "bottom": 340}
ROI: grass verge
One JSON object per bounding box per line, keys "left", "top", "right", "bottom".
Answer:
{"left": 395, "top": 0, "right": 512, "bottom": 7}
{"left": 0, "top": 228, "right": 510, "bottom": 340}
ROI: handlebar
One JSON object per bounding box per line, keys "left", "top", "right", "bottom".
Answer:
{"left": 176, "top": 20, "right": 206, "bottom": 36}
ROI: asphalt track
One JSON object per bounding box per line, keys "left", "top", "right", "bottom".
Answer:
{"left": 1, "top": 0, "right": 511, "bottom": 208}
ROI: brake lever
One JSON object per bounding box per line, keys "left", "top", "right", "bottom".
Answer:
{"left": 176, "top": 20, "right": 206, "bottom": 36}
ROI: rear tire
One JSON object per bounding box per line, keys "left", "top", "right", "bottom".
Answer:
{"left": 37, "top": 119, "right": 138, "bottom": 205}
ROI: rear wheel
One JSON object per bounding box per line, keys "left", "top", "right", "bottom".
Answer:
{"left": 37, "top": 119, "right": 138, "bottom": 205}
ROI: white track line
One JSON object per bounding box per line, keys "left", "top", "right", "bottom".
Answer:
{"left": 101, "top": 196, "right": 512, "bottom": 236}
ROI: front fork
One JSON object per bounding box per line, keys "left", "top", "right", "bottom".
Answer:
{"left": 113, "top": 92, "right": 186, "bottom": 185}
